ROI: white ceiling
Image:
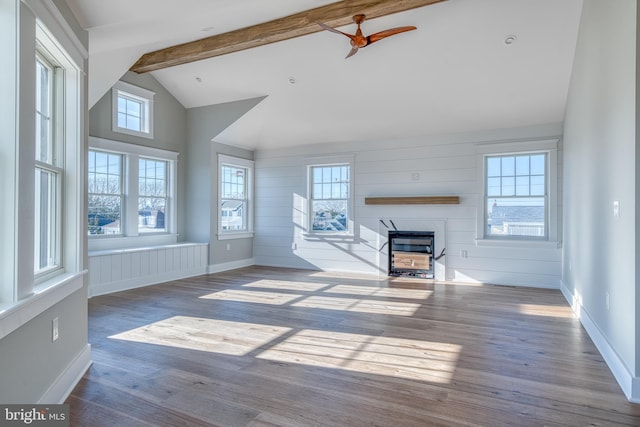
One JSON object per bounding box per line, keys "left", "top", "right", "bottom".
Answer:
{"left": 65, "top": 0, "right": 584, "bottom": 150}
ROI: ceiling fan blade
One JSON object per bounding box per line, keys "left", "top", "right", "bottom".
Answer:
{"left": 367, "top": 26, "right": 417, "bottom": 44}
{"left": 345, "top": 46, "right": 359, "bottom": 59}
{"left": 317, "top": 21, "right": 356, "bottom": 41}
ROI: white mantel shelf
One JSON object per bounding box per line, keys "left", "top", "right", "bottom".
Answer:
{"left": 365, "top": 196, "right": 460, "bottom": 205}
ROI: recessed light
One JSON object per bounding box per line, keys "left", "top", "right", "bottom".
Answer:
{"left": 195, "top": 77, "right": 202, "bottom": 83}
{"left": 288, "top": 77, "right": 296, "bottom": 85}
{"left": 504, "top": 35, "right": 517, "bottom": 45}
{"left": 201, "top": 26, "right": 215, "bottom": 32}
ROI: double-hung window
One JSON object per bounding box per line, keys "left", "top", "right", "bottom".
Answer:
{"left": 88, "top": 151, "right": 123, "bottom": 235}
{"left": 218, "top": 155, "right": 254, "bottom": 239}
{"left": 138, "top": 157, "right": 168, "bottom": 233}
{"left": 477, "top": 139, "right": 558, "bottom": 243}
{"left": 306, "top": 156, "right": 354, "bottom": 235}
{"left": 34, "top": 53, "right": 62, "bottom": 276}
{"left": 112, "top": 81, "right": 154, "bottom": 139}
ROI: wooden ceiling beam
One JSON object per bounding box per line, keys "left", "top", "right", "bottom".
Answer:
{"left": 130, "top": 0, "right": 446, "bottom": 73}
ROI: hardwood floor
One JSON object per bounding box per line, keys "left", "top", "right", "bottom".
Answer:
{"left": 67, "top": 266, "right": 640, "bottom": 426}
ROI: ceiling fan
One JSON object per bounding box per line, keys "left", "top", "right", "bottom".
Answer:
{"left": 317, "top": 14, "right": 417, "bottom": 58}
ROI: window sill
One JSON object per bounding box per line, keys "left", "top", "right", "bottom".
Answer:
{"left": 475, "top": 238, "right": 562, "bottom": 249}
{"left": 218, "top": 232, "right": 254, "bottom": 241}
{"left": 302, "top": 232, "right": 356, "bottom": 242}
{"left": 88, "top": 233, "right": 179, "bottom": 252}
{"left": 0, "top": 270, "right": 87, "bottom": 340}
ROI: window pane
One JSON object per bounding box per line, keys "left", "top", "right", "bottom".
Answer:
{"left": 487, "top": 197, "right": 545, "bottom": 237}
{"left": 501, "top": 177, "right": 515, "bottom": 196}
{"left": 138, "top": 197, "right": 166, "bottom": 233}
{"left": 35, "top": 168, "right": 58, "bottom": 273}
{"left": 531, "top": 175, "right": 545, "bottom": 196}
{"left": 515, "top": 156, "right": 530, "bottom": 175}
{"left": 487, "top": 177, "right": 501, "bottom": 197}
{"left": 515, "top": 176, "right": 530, "bottom": 196}
{"left": 88, "top": 195, "right": 122, "bottom": 235}
{"left": 312, "top": 200, "right": 347, "bottom": 232}
{"left": 220, "top": 199, "right": 246, "bottom": 231}
{"left": 530, "top": 154, "right": 545, "bottom": 175}
{"left": 501, "top": 156, "right": 515, "bottom": 176}
{"left": 487, "top": 157, "right": 501, "bottom": 177}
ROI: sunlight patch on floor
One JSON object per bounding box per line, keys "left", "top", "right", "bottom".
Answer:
{"left": 291, "top": 296, "right": 421, "bottom": 316}
{"left": 109, "top": 316, "right": 292, "bottom": 356}
{"left": 240, "top": 279, "right": 329, "bottom": 292}
{"left": 257, "top": 329, "right": 461, "bottom": 384}
{"left": 199, "top": 289, "right": 303, "bottom": 305}
{"left": 325, "top": 284, "right": 432, "bottom": 300}
{"left": 518, "top": 303, "right": 575, "bottom": 318}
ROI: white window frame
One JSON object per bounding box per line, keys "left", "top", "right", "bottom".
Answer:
{"left": 0, "top": 2, "right": 86, "bottom": 341}
{"left": 475, "top": 139, "right": 559, "bottom": 247}
{"left": 111, "top": 80, "right": 155, "bottom": 139}
{"left": 305, "top": 155, "right": 355, "bottom": 237}
{"left": 218, "top": 154, "right": 254, "bottom": 240}
{"left": 88, "top": 137, "right": 178, "bottom": 252}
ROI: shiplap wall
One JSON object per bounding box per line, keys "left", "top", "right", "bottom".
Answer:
{"left": 254, "top": 126, "right": 563, "bottom": 288}
{"left": 88, "top": 243, "right": 208, "bottom": 296}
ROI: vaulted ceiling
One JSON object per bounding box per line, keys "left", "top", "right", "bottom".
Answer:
{"left": 65, "top": 0, "right": 584, "bottom": 150}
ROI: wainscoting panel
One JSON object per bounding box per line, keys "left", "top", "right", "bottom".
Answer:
{"left": 88, "top": 243, "right": 208, "bottom": 297}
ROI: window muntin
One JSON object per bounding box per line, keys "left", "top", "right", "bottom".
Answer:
{"left": 220, "top": 164, "right": 248, "bottom": 232}
{"left": 138, "top": 158, "right": 167, "bottom": 233}
{"left": 117, "top": 94, "right": 144, "bottom": 133}
{"left": 34, "top": 54, "right": 62, "bottom": 275}
{"left": 88, "top": 150, "right": 123, "bottom": 235}
{"left": 485, "top": 153, "right": 547, "bottom": 238}
{"left": 310, "top": 164, "right": 350, "bottom": 233}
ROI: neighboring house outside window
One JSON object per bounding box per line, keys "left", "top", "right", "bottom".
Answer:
{"left": 306, "top": 155, "right": 354, "bottom": 235}
{"left": 111, "top": 80, "right": 154, "bottom": 139}
{"left": 88, "top": 137, "right": 177, "bottom": 250}
{"left": 476, "top": 139, "right": 559, "bottom": 244}
{"left": 218, "top": 155, "right": 254, "bottom": 240}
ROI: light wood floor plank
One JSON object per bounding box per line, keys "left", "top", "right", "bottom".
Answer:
{"left": 68, "top": 266, "right": 640, "bottom": 426}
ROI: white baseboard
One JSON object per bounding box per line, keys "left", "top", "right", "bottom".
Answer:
{"left": 39, "top": 344, "right": 92, "bottom": 404}
{"left": 208, "top": 258, "right": 255, "bottom": 274}
{"left": 89, "top": 267, "right": 208, "bottom": 297}
{"left": 560, "top": 281, "right": 639, "bottom": 403}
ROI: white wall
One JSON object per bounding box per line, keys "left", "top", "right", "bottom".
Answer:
{"left": 562, "top": 0, "right": 638, "bottom": 401}
{"left": 254, "top": 123, "right": 563, "bottom": 288}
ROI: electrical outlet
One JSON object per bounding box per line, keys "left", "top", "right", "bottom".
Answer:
{"left": 411, "top": 173, "right": 420, "bottom": 181}
{"left": 226, "top": 243, "right": 231, "bottom": 251}
{"left": 613, "top": 201, "right": 620, "bottom": 219}
{"left": 52, "top": 317, "right": 59, "bottom": 342}
{"left": 605, "top": 292, "right": 610, "bottom": 310}
{"left": 291, "top": 242, "right": 297, "bottom": 250}
{"left": 460, "top": 249, "right": 468, "bottom": 258}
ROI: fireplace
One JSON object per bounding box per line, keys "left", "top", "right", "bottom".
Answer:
{"left": 388, "top": 230, "right": 435, "bottom": 278}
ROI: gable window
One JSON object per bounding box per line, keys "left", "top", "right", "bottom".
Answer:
{"left": 112, "top": 81, "right": 154, "bottom": 139}
{"left": 477, "top": 139, "right": 558, "bottom": 244}
{"left": 218, "top": 155, "right": 254, "bottom": 239}
{"left": 306, "top": 156, "right": 354, "bottom": 235}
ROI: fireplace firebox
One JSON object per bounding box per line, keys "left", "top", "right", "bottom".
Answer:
{"left": 388, "top": 231, "right": 435, "bottom": 278}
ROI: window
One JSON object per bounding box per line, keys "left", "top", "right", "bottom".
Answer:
{"left": 306, "top": 156, "right": 354, "bottom": 235}
{"left": 112, "top": 81, "right": 154, "bottom": 139}
{"left": 138, "top": 158, "right": 168, "bottom": 233}
{"left": 477, "top": 139, "right": 558, "bottom": 243}
{"left": 88, "top": 138, "right": 177, "bottom": 248}
{"left": 486, "top": 153, "right": 546, "bottom": 237}
{"left": 218, "top": 155, "right": 254, "bottom": 239}
{"left": 34, "top": 52, "right": 62, "bottom": 276}
{"left": 88, "top": 151, "right": 123, "bottom": 235}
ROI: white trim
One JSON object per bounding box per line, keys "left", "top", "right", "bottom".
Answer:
{"left": 208, "top": 258, "right": 255, "bottom": 274}
{"left": 90, "top": 136, "right": 177, "bottom": 160}
{"left": 0, "top": 271, "right": 86, "bottom": 340}
{"left": 111, "top": 80, "right": 155, "bottom": 139}
{"left": 560, "top": 281, "right": 640, "bottom": 403}
{"left": 38, "top": 344, "right": 92, "bottom": 404}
